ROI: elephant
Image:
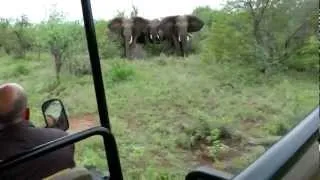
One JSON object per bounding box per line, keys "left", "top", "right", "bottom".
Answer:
{"left": 146, "top": 19, "right": 162, "bottom": 44}
{"left": 158, "top": 15, "right": 204, "bottom": 57}
{"left": 108, "top": 16, "right": 150, "bottom": 59}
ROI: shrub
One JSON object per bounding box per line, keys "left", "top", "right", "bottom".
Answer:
{"left": 64, "top": 55, "right": 92, "bottom": 77}
{"left": 11, "top": 64, "right": 30, "bottom": 77}
{"left": 107, "top": 61, "right": 135, "bottom": 83}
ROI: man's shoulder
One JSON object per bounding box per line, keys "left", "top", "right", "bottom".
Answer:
{"left": 28, "top": 127, "right": 69, "bottom": 140}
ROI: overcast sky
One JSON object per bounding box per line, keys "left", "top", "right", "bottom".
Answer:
{"left": 0, "top": 0, "right": 226, "bottom": 23}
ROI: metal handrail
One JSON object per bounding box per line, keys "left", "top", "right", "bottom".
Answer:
{"left": 185, "top": 106, "right": 319, "bottom": 180}
{"left": 0, "top": 127, "right": 123, "bottom": 180}
{"left": 232, "top": 106, "right": 319, "bottom": 180}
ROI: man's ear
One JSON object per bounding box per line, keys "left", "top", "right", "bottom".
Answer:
{"left": 23, "top": 107, "right": 30, "bottom": 121}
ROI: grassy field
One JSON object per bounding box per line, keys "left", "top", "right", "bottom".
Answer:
{"left": 0, "top": 53, "right": 318, "bottom": 179}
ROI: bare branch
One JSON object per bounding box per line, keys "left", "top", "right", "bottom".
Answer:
{"left": 246, "top": 0, "right": 257, "bottom": 18}
{"left": 257, "top": 0, "right": 271, "bottom": 21}
{"left": 284, "top": 20, "right": 310, "bottom": 49}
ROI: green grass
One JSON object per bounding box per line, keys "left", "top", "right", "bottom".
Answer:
{"left": 0, "top": 53, "right": 318, "bottom": 178}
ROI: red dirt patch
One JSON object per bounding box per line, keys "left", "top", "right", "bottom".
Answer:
{"left": 68, "top": 113, "right": 99, "bottom": 132}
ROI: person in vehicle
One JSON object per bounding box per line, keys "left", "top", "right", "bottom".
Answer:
{"left": 0, "top": 82, "right": 76, "bottom": 179}
{"left": 45, "top": 114, "right": 68, "bottom": 130}
{"left": 46, "top": 114, "right": 57, "bottom": 127}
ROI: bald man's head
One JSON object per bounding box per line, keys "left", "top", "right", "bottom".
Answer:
{"left": 0, "top": 83, "right": 28, "bottom": 124}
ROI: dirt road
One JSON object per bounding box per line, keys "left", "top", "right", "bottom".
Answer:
{"left": 67, "top": 113, "right": 98, "bottom": 133}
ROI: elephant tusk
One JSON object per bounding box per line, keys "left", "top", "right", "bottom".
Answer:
{"left": 129, "top": 35, "right": 133, "bottom": 44}
{"left": 157, "top": 34, "right": 160, "bottom": 40}
{"left": 178, "top": 35, "right": 181, "bottom": 42}
{"left": 187, "top": 36, "right": 190, "bottom": 41}
{"left": 150, "top": 34, "right": 153, "bottom": 40}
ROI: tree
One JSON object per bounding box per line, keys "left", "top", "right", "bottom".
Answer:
{"left": 224, "top": 0, "right": 317, "bottom": 72}
{"left": 12, "top": 15, "right": 33, "bottom": 58}
{"left": 130, "top": 5, "right": 139, "bottom": 17}
{"left": 41, "top": 8, "right": 85, "bottom": 81}
{"left": 0, "top": 18, "right": 13, "bottom": 54}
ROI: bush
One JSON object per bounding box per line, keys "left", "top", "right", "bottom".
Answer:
{"left": 284, "top": 35, "right": 319, "bottom": 72}
{"left": 11, "top": 64, "right": 30, "bottom": 77}
{"left": 95, "top": 20, "right": 122, "bottom": 59}
{"left": 265, "top": 120, "right": 289, "bottom": 136}
{"left": 64, "top": 55, "right": 92, "bottom": 76}
{"left": 200, "top": 11, "right": 254, "bottom": 64}
{"left": 107, "top": 61, "right": 135, "bottom": 83}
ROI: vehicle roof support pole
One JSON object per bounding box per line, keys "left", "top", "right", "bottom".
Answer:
{"left": 80, "top": 0, "right": 111, "bottom": 131}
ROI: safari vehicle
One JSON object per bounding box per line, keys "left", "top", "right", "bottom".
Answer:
{"left": 0, "top": 0, "right": 319, "bottom": 179}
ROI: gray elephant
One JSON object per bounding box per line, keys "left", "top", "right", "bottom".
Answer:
{"left": 146, "top": 19, "right": 161, "bottom": 44}
{"left": 108, "top": 16, "right": 149, "bottom": 59}
{"left": 144, "top": 18, "right": 191, "bottom": 55}
{"left": 158, "top": 15, "right": 204, "bottom": 57}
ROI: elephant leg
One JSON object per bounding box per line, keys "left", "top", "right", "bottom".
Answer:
{"left": 127, "top": 35, "right": 139, "bottom": 60}
{"left": 121, "top": 41, "right": 127, "bottom": 58}
{"left": 181, "top": 40, "right": 188, "bottom": 57}
{"left": 160, "top": 40, "right": 170, "bottom": 54}
{"left": 131, "top": 35, "right": 138, "bottom": 48}
{"left": 171, "top": 35, "right": 181, "bottom": 57}
{"left": 123, "top": 35, "right": 132, "bottom": 59}
{"left": 144, "top": 35, "right": 149, "bottom": 46}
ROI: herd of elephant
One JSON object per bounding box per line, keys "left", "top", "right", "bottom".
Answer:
{"left": 107, "top": 15, "right": 205, "bottom": 59}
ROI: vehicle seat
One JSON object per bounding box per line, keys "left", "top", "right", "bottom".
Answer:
{"left": 44, "top": 167, "right": 93, "bottom": 180}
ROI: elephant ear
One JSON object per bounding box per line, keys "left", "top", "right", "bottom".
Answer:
{"left": 108, "top": 17, "right": 123, "bottom": 32}
{"left": 187, "top": 15, "right": 204, "bottom": 32}
{"left": 159, "top": 15, "right": 177, "bottom": 27}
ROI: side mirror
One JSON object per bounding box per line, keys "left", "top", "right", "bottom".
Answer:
{"left": 42, "top": 99, "right": 69, "bottom": 131}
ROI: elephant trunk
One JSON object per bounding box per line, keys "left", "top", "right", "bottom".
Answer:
{"left": 123, "top": 35, "right": 132, "bottom": 58}
{"left": 149, "top": 31, "right": 161, "bottom": 44}
{"left": 178, "top": 33, "right": 188, "bottom": 57}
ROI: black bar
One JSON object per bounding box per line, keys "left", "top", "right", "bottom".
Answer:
{"left": 232, "top": 106, "right": 319, "bottom": 180}
{"left": 80, "top": 1, "right": 123, "bottom": 178}
{"left": 0, "top": 127, "right": 123, "bottom": 180}
{"left": 80, "top": 0, "right": 111, "bottom": 130}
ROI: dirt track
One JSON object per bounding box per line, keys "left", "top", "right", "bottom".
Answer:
{"left": 68, "top": 113, "right": 98, "bottom": 132}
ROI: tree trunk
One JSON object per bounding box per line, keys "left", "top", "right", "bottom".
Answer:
{"left": 37, "top": 45, "right": 41, "bottom": 60}
{"left": 51, "top": 47, "right": 63, "bottom": 81}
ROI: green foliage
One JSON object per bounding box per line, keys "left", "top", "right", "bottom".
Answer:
{"left": 192, "top": 6, "right": 216, "bottom": 28}
{"left": 0, "top": 51, "right": 317, "bottom": 177}
{"left": 0, "top": 1, "right": 318, "bottom": 177}
{"left": 0, "top": 16, "right": 34, "bottom": 58}
{"left": 201, "top": 10, "right": 254, "bottom": 64}
{"left": 107, "top": 61, "right": 135, "bottom": 83}
{"left": 95, "top": 20, "right": 121, "bottom": 58}
{"left": 285, "top": 35, "right": 319, "bottom": 72}
{"left": 202, "top": 0, "right": 317, "bottom": 73}
{"left": 64, "top": 55, "right": 92, "bottom": 77}
{"left": 265, "top": 120, "right": 289, "bottom": 136}
{"left": 37, "top": 8, "right": 87, "bottom": 80}
{"left": 75, "top": 137, "right": 107, "bottom": 173}
{"left": 12, "top": 64, "right": 30, "bottom": 76}
{"left": 207, "top": 129, "right": 222, "bottom": 161}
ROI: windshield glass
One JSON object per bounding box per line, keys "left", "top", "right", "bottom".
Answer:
{"left": 0, "top": 0, "right": 318, "bottom": 178}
